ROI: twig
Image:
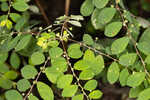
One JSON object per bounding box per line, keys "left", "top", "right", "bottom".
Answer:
{"left": 60, "top": 39, "right": 89, "bottom": 100}
{"left": 34, "top": 0, "right": 50, "bottom": 25}
{"left": 65, "top": 0, "right": 71, "bottom": 16}
{"left": 68, "top": 38, "right": 119, "bottom": 62}
{"left": 23, "top": 58, "right": 50, "bottom": 100}
{"left": 59, "top": 19, "right": 89, "bottom": 100}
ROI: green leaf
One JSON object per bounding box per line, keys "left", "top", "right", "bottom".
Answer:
{"left": 79, "top": 69, "right": 95, "bottom": 80}
{"left": 5, "top": 90, "right": 23, "bottom": 100}
{"left": 139, "top": 28, "right": 150, "bottom": 43}
{"left": 28, "top": 94, "right": 39, "bottom": 100}
{"left": 93, "top": 0, "right": 109, "bottom": 9}
{"left": 12, "top": 1, "right": 29, "bottom": 12}
{"left": 31, "top": 52, "right": 45, "bottom": 65}
{"left": 127, "top": 72, "right": 146, "bottom": 87}
{"left": 104, "top": 22, "right": 122, "bottom": 37}
{"left": 49, "top": 47, "right": 63, "bottom": 59}
{"left": 62, "top": 85, "right": 78, "bottom": 97}
{"left": 68, "top": 20, "right": 82, "bottom": 27}
{"left": 91, "top": 8, "right": 104, "bottom": 30}
{"left": 83, "top": 34, "right": 94, "bottom": 45}
{"left": 83, "top": 49, "right": 95, "bottom": 61}
{"left": 129, "top": 86, "right": 144, "bottom": 98}
{"left": 89, "top": 55, "right": 105, "bottom": 75}
{"left": 74, "top": 60, "right": 89, "bottom": 70}
{"left": 10, "top": 52, "right": 20, "bottom": 69}
{"left": 1, "top": 2, "right": 9, "bottom": 12}
{"left": 15, "top": 16, "right": 27, "bottom": 31}
{"left": 74, "top": 50, "right": 104, "bottom": 75}
{"left": 119, "top": 53, "right": 137, "bottom": 66}
{"left": 51, "top": 57, "right": 68, "bottom": 72}
{"left": 107, "top": 62, "right": 120, "bottom": 84}
{"left": 138, "top": 88, "right": 150, "bottom": 100}
{"left": 89, "top": 90, "right": 103, "bottom": 99}
{"left": 80, "top": 0, "right": 94, "bottom": 16}
{"left": 0, "top": 52, "right": 8, "bottom": 63}
{"left": 10, "top": 13, "right": 21, "bottom": 22}
{"left": 21, "top": 65, "right": 38, "bottom": 79}
{"left": 145, "top": 55, "right": 150, "bottom": 65}
{"left": 72, "top": 94, "right": 84, "bottom": 100}
{"left": 0, "top": 77, "right": 13, "bottom": 89}
{"left": 111, "top": 37, "right": 129, "bottom": 54}
{"left": 84, "top": 80, "right": 97, "bottom": 91}
{"left": 0, "top": 63, "right": 9, "bottom": 74}
{"left": 17, "top": 79, "right": 31, "bottom": 92}
{"left": 45, "top": 67, "right": 63, "bottom": 84}
{"left": 7, "top": 35, "right": 21, "bottom": 51}
{"left": 37, "top": 82, "right": 54, "bottom": 100}
{"left": 57, "top": 74, "right": 73, "bottom": 89}
{"left": 4, "top": 70, "right": 18, "bottom": 80}
{"left": 98, "top": 7, "right": 116, "bottom": 25}
{"left": 119, "top": 68, "right": 129, "bottom": 86}
{"left": 68, "top": 44, "right": 83, "bottom": 59}
{"left": 138, "top": 41, "right": 150, "bottom": 55}
{"left": 15, "top": 34, "right": 32, "bottom": 51}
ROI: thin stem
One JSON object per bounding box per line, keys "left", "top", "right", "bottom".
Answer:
{"left": 68, "top": 38, "right": 119, "bottom": 62}
{"left": 65, "top": 0, "right": 71, "bottom": 16}
{"left": 34, "top": 0, "right": 50, "bottom": 25}
{"left": 23, "top": 58, "right": 50, "bottom": 100}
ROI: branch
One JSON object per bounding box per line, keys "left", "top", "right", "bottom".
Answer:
{"left": 34, "top": 0, "right": 50, "bottom": 25}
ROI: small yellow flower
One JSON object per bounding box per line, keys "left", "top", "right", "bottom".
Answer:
{"left": 42, "top": 43, "right": 48, "bottom": 49}
{"left": 37, "top": 40, "right": 44, "bottom": 47}
{"left": 0, "top": 20, "right": 7, "bottom": 27}
{"left": 63, "top": 30, "right": 69, "bottom": 42}
{"left": 0, "top": 20, "right": 12, "bottom": 29}
{"left": 69, "top": 27, "right": 73, "bottom": 31}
